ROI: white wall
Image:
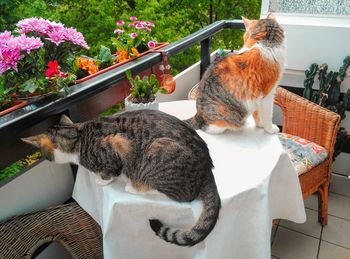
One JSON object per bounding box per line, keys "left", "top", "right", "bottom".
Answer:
{"left": 278, "top": 16, "right": 350, "bottom": 92}
{"left": 0, "top": 161, "right": 74, "bottom": 221}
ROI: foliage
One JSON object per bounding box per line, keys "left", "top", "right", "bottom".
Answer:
{"left": 0, "top": 84, "right": 15, "bottom": 111}
{"left": 303, "top": 57, "right": 350, "bottom": 119}
{"left": 0, "top": 151, "right": 42, "bottom": 182}
{"left": 98, "top": 102, "right": 125, "bottom": 117}
{"left": 303, "top": 56, "right": 350, "bottom": 158}
{"left": 126, "top": 70, "right": 167, "bottom": 103}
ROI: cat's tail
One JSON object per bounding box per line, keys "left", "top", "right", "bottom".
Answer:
{"left": 183, "top": 114, "right": 206, "bottom": 130}
{"left": 149, "top": 173, "right": 221, "bottom": 247}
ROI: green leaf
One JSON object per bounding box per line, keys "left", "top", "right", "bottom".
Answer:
{"left": 133, "top": 37, "right": 142, "bottom": 48}
{"left": 98, "top": 45, "right": 113, "bottom": 63}
{"left": 125, "top": 70, "right": 132, "bottom": 80}
{"left": 22, "top": 79, "right": 38, "bottom": 93}
{"left": 160, "top": 88, "right": 168, "bottom": 94}
{"left": 149, "top": 74, "right": 157, "bottom": 85}
{"left": 113, "top": 39, "right": 128, "bottom": 51}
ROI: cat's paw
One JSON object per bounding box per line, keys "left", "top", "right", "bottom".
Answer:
{"left": 125, "top": 183, "right": 140, "bottom": 195}
{"left": 95, "top": 176, "right": 114, "bottom": 186}
{"left": 264, "top": 124, "right": 280, "bottom": 134}
{"left": 205, "top": 124, "right": 227, "bottom": 134}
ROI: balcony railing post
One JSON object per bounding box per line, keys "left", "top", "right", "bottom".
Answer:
{"left": 200, "top": 37, "right": 211, "bottom": 78}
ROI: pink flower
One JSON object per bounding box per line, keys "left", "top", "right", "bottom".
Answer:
{"left": 130, "top": 33, "right": 138, "bottom": 39}
{"left": 130, "top": 16, "right": 138, "bottom": 21}
{"left": 116, "top": 20, "right": 125, "bottom": 26}
{"left": 147, "top": 41, "right": 156, "bottom": 48}
{"left": 17, "top": 18, "right": 89, "bottom": 50}
{"left": 47, "top": 21, "right": 65, "bottom": 32}
{"left": 146, "top": 21, "right": 155, "bottom": 27}
{"left": 135, "top": 23, "right": 144, "bottom": 29}
{"left": 0, "top": 31, "right": 12, "bottom": 41}
{"left": 17, "top": 35, "right": 43, "bottom": 53}
{"left": 16, "top": 17, "right": 51, "bottom": 35}
{"left": 128, "top": 23, "right": 135, "bottom": 28}
{"left": 63, "top": 27, "right": 89, "bottom": 49}
{"left": 114, "top": 29, "right": 125, "bottom": 34}
{"left": 143, "top": 27, "right": 151, "bottom": 32}
{"left": 0, "top": 33, "right": 43, "bottom": 74}
{"left": 0, "top": 47, "right": 22, "bottom": 74}
{"left": 46, "top": 29, "right": 66, "bottom": 46}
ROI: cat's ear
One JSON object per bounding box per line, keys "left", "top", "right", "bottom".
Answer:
{"left": 242, "top": 16, "right": 251, "bottom": 30}
{"left": 21, "top": 134, "right": 44, "bottom": 148}
{"left": 267, "top": 12, "right": 276, "bottom": 20}
{"left": 59, "top": 114, "right": 73, "bottom": 125}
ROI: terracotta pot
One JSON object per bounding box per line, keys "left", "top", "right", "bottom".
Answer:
{"left": 124, "top": 95, "right": 158, "bottom": 112}
{"left": 0, "top": 100, "right": 28, "bottom": 117}
{"left": 76, "top": 42, "right": 169, "bottom": 84}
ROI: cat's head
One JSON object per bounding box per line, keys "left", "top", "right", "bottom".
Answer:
{"left": 21, "top": 115, "right": 80, "bottom": 163}
{"left": 242, "top": 13, "right": 284, "bottom": 48}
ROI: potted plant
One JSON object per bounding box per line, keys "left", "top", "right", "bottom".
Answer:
{"left": 113, "top": 16, "right": 157, "bottom": 60}
{"left": 124, "top": 70, "right": 168, "bottom": 111}
{"left": 0, "top": 18, "right": 88, "bottom": 102}
{"left": 76, "top": 16, "right": 168, "bottom": 83}
{"left": 303, "top": 56, "right": 350, "bottom": 158}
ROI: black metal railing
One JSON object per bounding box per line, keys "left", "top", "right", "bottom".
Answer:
{"left": 0, "top": 20, "right": 244, "bottom": 176}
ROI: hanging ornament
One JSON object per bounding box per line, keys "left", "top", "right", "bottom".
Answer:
{"left": 152, "top": 50, "right": 176, "bottom": 94}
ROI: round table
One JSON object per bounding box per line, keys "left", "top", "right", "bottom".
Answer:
{"left": 73, "top": 100, "right": 306, "bottom": 259}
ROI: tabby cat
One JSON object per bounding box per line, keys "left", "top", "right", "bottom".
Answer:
{"left": 22, "top": 110, "right": 220, "bottom": 247}
{"left": 185, "top": 14, "right": 285, "bottom": 134}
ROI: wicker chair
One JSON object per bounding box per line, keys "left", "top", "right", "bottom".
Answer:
{"left": 274, "top": 87, "right": 340, "bottom": 225}
{"left": 188, "top": 86, "right": 340, "bottom": 225}
{"left": 0, "top": 202, "right": 103, "bottom": 259}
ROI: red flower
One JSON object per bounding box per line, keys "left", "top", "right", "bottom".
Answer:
{"left": 45, "top": 60, "right": 61, "bottom": 78}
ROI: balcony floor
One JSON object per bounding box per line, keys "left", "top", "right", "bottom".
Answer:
{"left": 271, "top": 191, "right": 350, "bottom": 259}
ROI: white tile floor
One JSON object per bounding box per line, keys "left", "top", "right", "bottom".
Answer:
{"left": 271, "top": 192, "right": 350, "bottom": 259}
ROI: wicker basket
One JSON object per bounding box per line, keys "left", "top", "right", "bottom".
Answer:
{"left": 0, "top": 202, "right": 102, "bottom": 259}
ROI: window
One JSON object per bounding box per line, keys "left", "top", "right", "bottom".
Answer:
{"left": 268, "top": 0, "right": 350, "bottom": 16}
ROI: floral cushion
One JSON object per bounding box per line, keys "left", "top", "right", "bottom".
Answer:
{"left": 278, "top": 133, "right": 328, "bottom": 176}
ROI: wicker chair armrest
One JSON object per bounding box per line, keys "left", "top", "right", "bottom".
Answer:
{"left": 274, "top": 87, "right": 341, "bottom": 159}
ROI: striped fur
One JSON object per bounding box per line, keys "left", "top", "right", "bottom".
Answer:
{"left": 185, "top": 15, "right": 285, "bottom": 134}
{"left": 22, "top": 111, "right": 220, "bottom": 247}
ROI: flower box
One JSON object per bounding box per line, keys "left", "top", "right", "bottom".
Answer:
{"left": 76, "top": 42, "right": 169, "bottom": 84}
{"left": 14, "top": 92, "right": 58, "bottom": 104}
{"left": 0, "top": 100, "right": 28, "bottom": 117}
{"left": 0, "top": 18, "right": 88, "bottom": 104}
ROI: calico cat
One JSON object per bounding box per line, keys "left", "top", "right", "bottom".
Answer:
{"left": 22, "top": 110, "right": 220, "bottom": 247}
{"left": 185, "top": 14, "right": 285, "bottom": 134}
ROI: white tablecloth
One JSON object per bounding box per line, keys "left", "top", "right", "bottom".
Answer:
{"left": 73, "top": 100, "right": 306, "bottom": 259}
